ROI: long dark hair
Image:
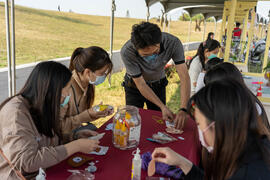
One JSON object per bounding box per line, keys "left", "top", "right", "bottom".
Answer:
{"left": 205, "top": 39, "right": 220, "bottom": 53}
{"left": 0, "top": 61, "right": 72, "bottom": 138}
{"left": 188, "top": 79, "right": 270, "bottom": 180}
{"left": 187, "top": 42, "right": 206, "bottom": 70}
{"left": 69, "top": 46, "right": 113, "bottom": 108}
{"left": 204, "top": 62, "right": 270, "bottom": 129}
{"left": 207, "top": 32, "right": 214, "bottom": 41}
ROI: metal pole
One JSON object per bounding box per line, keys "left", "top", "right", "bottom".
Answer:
{"left": 162, "top": 13, "right": 166, "bottom": 32}
{"left": 186, "top": 19, "right": 192, "bottom": 51}
{"left": 219, "top": 6, "right": 226, "bottom": 43}
{"left": 224, "top": 0, "right": 237, "bottom": 62}
{"left": 245, "top": 8, "right": 256, "bottom": 64}
{"left": 262, "top": 18, "right": 270, "bottom": 71}
{"left": 146, "top": 6, "right": 150, "bottom": 22}
{"left": 5, "top": 0, "right": 12, "bottom": 97}
{"left": 11, "top": 0, "right": 16, "bottom": 95}
{"left": 214, "top": 18, "right": 217, "bottom": 36}
{"left": 202, "top": 19, "right": 206, "bottom": 41}
{"left": 168, "top": 16, "right": 171, "bottom": 33}
{"left": 240, "top": 10, "right": 249, "bottom": 64}
{"left": 108, "top": 0, "right": 116, "bottom": 87}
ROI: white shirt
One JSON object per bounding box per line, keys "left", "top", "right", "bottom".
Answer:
{"left": 195, "top": 72, "right": 205, "bottom": 92}
{"left": 188, "top": 56, "right": 203, "bottom": 92}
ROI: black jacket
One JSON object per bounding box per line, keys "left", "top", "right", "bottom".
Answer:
{"left": 184, "top": 137, "right": 270, "bottom": 180}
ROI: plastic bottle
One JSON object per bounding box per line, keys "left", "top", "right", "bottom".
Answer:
{"left": 131, "top": 148, "right": 141, "bottom": 180}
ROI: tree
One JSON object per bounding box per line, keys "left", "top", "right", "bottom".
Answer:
{"left": 179, "top": 13, "right": 205, "bottom": 32}
{"left": 179, "top": 12, "right": 191, "bottom": 21}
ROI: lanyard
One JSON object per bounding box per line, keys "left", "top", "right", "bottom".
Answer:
{"left": 0, "top": 148, "right": 26, "bottom": 180}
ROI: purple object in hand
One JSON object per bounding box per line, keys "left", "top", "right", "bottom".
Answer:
{"left": 141, "top": 152, "right": 183, "bottom": 180}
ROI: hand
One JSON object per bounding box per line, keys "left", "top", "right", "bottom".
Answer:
{"left": 151, "top": 147, "right": 183, "bottom": 167}
{"left": 174, "top": 110, "right": 188, "bottom": 130}
{"left": 161, "top": 106, "right": 174, "bottom": 122}
{"left": 75, "top": 139, "right": 100, "bottom": 154}
{"left": 88, "top": 108, "right": 114, "bottom": 120}
{"left": 75, "top": 129, "right": 98, "bottom": 139}
{"left": 151, "top": 147, "right": 193, "bottom": 175}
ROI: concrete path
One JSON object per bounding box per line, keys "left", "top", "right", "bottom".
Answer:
{"left": 0, "top": 42, "right": 200, "bottom": 103}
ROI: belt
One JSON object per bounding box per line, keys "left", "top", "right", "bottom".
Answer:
{"left": 146, "top": 77, "right": 167, "bottom": 87}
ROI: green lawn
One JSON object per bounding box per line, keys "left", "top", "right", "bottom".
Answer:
{"left": 0, "top": 3, "right": 220, "bottom": 67}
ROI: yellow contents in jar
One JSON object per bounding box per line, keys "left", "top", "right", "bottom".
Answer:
{"left": 99, "top": 105, "right": 108, "bottom": 111}
{"left": 119, "top": 122, "right": 128, "bottom": 148}
{"left": 114, "top": 119, "right": 121, "bottom": 145}
{"left": 125, "top": 112, "right": 131, "bottom": 120}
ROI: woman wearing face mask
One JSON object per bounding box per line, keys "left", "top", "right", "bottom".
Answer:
{"left": 0, "top": 61, "right": 99, "bottom": 179}
{"left": 204, "top": 39, "right": 221, "bottom": 60}
{"left": 152, "top": 80, "right": 270, "bottom": 180}
{"left": 60, "top": 46, "right": 113, "bottom": 138}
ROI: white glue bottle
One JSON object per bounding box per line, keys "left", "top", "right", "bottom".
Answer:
{"left": 131, "top": 148, "right": 142, "bottom": 180}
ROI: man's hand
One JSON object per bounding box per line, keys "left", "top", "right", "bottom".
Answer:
{"left": 161, "top": 106, "right": 174, "bottom": 122}
{"left": 174, "top": 110, "right": 188, "bottom": 130}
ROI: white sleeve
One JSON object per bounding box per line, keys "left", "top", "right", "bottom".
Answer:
{"left": 195, "top": 73, "right": 205, "bottom": 92}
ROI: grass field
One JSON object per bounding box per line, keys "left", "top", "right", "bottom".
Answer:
{"left": 0, "top": 3, "right": 221, "bottom": 127}
{"left": 0, "top": 3, "right": 221, "bottom": 66}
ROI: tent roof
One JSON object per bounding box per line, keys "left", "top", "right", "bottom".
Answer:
{"left": 146, "top": 0, "right": 268, "bottom": 24}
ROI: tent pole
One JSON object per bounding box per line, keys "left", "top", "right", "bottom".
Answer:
{"left": 186, "top": 19, "right": 192, "bottom": 51}
{"left": 214, "top": 18, "right": 217, "bottom": 36}
{"left": 108, "top": 0, "right": 116, "bottom": 87}
{"left": 146, "top": 5, "right": 150, "bottom": 22}
{"left": 245, "top": 8, "right": 256, "bottom": 64}
{"left": 262, "top": 22, "right": 270, "bottom": 72}
{"left": 11, "top": 0, "right": 16, "bottom": 95}
{"left": 224, "top": 0, "right": 237, "bottom": 62}
{"left": 240, "top": 10, "right": 249, "bottom": 64}
{"left": 5, "top": 0, "right": 12, "bottom": 97}
{"left": 202, "top": 19, "right": 206, "bottom": 41}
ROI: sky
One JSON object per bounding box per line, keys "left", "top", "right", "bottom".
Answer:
{"left": 1, "top": 0, "right": 270, "bottom": 21}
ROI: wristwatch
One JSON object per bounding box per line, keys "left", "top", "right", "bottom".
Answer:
{"left": 179, "top": 108, "right": 187, "bottom": 113}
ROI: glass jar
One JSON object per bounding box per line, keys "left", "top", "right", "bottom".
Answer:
{"left": 112, "top": 105, "right": 141, "bottom": 150}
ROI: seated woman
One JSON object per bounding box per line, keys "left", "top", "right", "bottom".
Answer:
{"left": 188, "top": 43, "right": 206, "bottom": 96}
{"left": 195, "top": 39, "right": 222, "bottom": 93}
{"left": 60, "top": 46, "right": 113, "bottom": 137}
{"left": 0, "top": 61, "right": 99, "bottom": 179}
{"left": 152, "top": 79, "right": 270, "bottom": 179}
{"left": 204, "top": 62, "right": 270, "bottom": 129}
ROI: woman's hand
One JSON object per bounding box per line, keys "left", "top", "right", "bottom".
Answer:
{"left": 76, "top": 139, "right": 100, "bottom": 154}
{"left": 88, "top": 108, "right": 114, "bottom": 120}
{"left": 75, "top": 129, "right": 98, "bottom": 139}
{"left": 65, "top": 139, "right": 100, "bottom": 156}
{"left": 151, "top": 147, "right": 193, "bottom": 175}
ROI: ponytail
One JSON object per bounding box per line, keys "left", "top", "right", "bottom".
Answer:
{"left": 69, "top": 47, "right": 84, "bottom": 71}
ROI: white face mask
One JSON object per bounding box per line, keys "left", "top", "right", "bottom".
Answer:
{"left": 198, "top": 122, "right": 215, "bottom": 153}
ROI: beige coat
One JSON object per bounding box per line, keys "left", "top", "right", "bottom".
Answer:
{"left": 60, "top": 71, "right": 94, "bottom": 136}
{"left": 0, "top": 96, "right": 67, "bottom": 179}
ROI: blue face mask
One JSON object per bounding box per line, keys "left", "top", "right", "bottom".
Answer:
{"left": 89, "top": 75, "right": 106, "bottom": 86}
{"left": 61, "top": 95, "right": 70, "bottom": 107}
{"left": 208, "top": 54, "right": 217, "bottom": 60}
{"left": 143, "top": 54, "right": 158, "bottom": 62}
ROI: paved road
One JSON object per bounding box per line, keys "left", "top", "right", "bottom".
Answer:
{"left": 0, "top": 42, "right": 200, "bottom": 103}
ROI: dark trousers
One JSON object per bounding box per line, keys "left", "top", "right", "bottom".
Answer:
{"left": 122, "top": 74, "right": 168, "bottom": 111}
